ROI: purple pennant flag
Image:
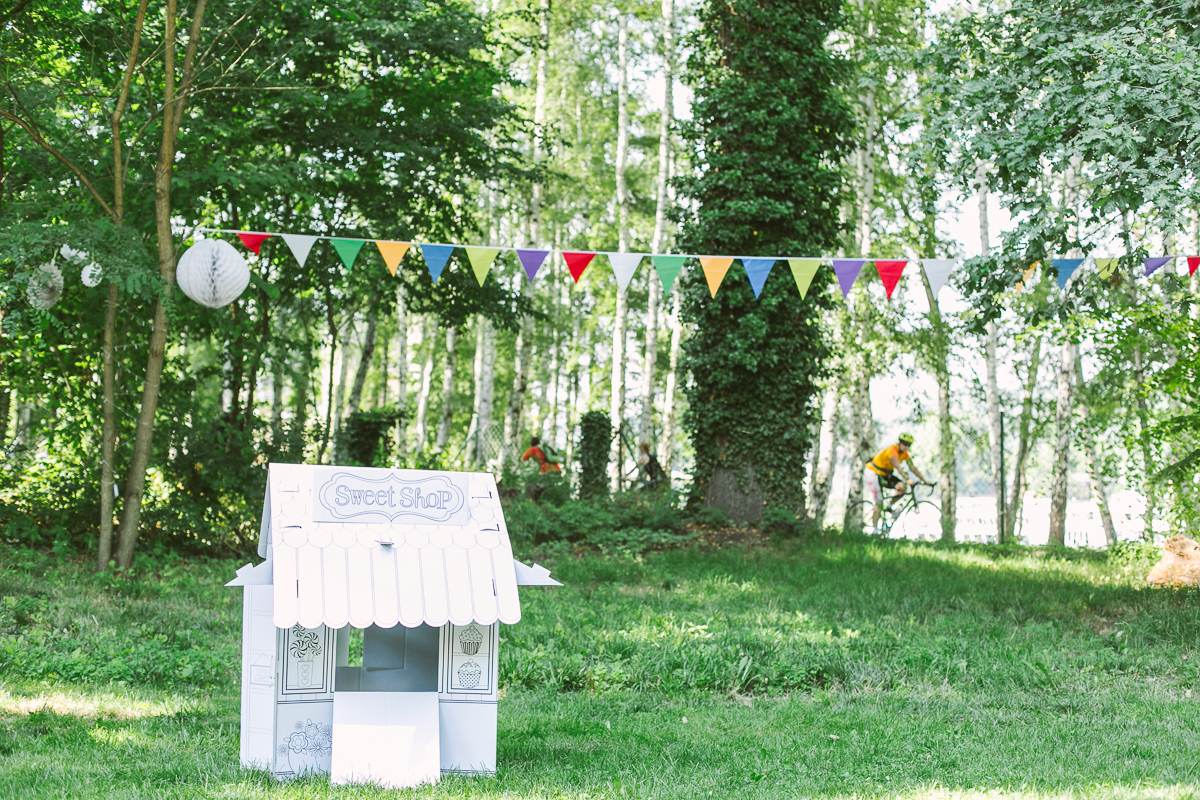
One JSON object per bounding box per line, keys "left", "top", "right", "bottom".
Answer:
{"left": 517, "top": 249, "right": 550, "bottom": 282}
{"left": 832, "top": 260, "right": 866, "bottom": 298}
{"left": 1143, "top": 256, "right": 1174, "bottom": 277}
{"left": 742, "top": 258, "right": 776, "bottom": 299}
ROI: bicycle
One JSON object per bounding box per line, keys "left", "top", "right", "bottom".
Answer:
{"left": 861, "top": 481, "right": 940, "bottom": 538}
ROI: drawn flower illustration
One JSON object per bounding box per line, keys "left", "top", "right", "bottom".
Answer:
{"left": 459, "top": 625, "right": 484, "bottom": 655}
{"left": 457, "top": 659, "right": 482, "bottom": 689}
{"left": 280, "top": 718, "right": 334, "bottom": 772}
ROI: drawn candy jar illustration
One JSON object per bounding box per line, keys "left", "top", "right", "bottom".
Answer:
{"left": 289, "top": 626, "right": 323, "bottom": 687}
{"left": 458, "top": 625, "right": 483, "bottom": 655}
{"left": 457, "top": 660, "right": 482, "bottom": 689}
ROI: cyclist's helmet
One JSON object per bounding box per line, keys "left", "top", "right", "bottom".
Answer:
{"left": 898, "top": 432, "right": 915, "bottom": 445}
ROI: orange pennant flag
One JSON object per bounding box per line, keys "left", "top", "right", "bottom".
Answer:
{"left": 375, "top": 241, "right": 411, "bottom": 276}
{"left": 699, "top": 257, "right": 734, "bottom": 297}
{"left": 1016, "top": 261, "right": 1038, "bottom": 292}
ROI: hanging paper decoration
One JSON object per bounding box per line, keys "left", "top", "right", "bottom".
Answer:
{"left": 1189, "top": 257, "right": 1200, "bottom": 277}
{"left": 376, "top": 241, "right": 411, "bottom": 276}
{"left": 1052, "top": 258, "right": 1084, "bottom": 290}
{"left": 563, "top": 252, "right": 597, "bottom": 283}
{"left": 1095, "top": 258, "right": 1120, "bottom": 279}
{"left": 787, "top": 259, "right": 820, "bottom": 299}
{"left": 420, "top": 244, "right": 456, "bottom": 283}
{"left": 237, "top": 232, "right": 273, "bottom": 255}
{"left": 517, "top": 249, "right": 550, "bottom": 282}
{"left": 1144, "top": 256, "right": 1173, "bottom": 276}
{"left": 281, "top": 234, "right": 319, "bottom": 267}
{"left": 26, "top": 259, "right": 64, "bottom": 310}
{"left": 874, "top": 260, "right": 908, "bottom": 300}
{"left": 831, "top": 260, "right": 865, "bottom": 298}
{"left": 331, "top": 239, "right": 366, "bottom": 270}
{"left": 699, "top": 257, "right": 734, "bottom": 298}
{"left": 465, "top": 247, "right": 500, "bottom": 286}
{"left": 176, "top": 239, "right": 250, "bottom": 308}
{"left": 741, "top": 258, "right": 776, "bottom": 299}
{"left": 81, "top": 262, "right": 103, "bottom": 287}
{"left": 607, "top": 252, "right": 644, "bottom": 293}
{"left": 653, "top": 255, "right": 687, "bottom": 293}
{"left": 920, "top": 259, "right": 955, "bottom": 300}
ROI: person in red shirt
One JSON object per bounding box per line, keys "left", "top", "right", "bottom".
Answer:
{"left": 521, "top": 436, "right": 561, "bottom": 474}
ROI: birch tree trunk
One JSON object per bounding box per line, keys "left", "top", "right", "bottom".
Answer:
{"left": 843, "top": 302, "right": 875, "bottom": 534}
{"left": 1047, "top": 339, "right": 1076, "bottom": 546}
{"left": 611, "top": 12, "right": 631, "bottom": 492}
{"left": 395, "top": 282, "right": 408, "bottom": 460}
{"left": 501, "top": 281, "right": 535, "bottom": 469}
{"left": 1074, "top": 351, "right": 1117, "bottom": 545}
{"left": 977, "top": 164, "right": 1004, "bottom": 543}
{"left": 808, "top": 378, "right": 841, "bottom": 526}
{"left": 348, "top": 299, "right": 379, "bottom": 416}
{"left": 917, "top": 264, "right": 957, "bottom": 541}
{"left": 466, "top": 319, "right": 486, "bottom": 466}
{"left": 415, "top": 317, "right": 436, "bottom": 452}
{"left": 270, "top": 345, "right": 285, "bottom": 446}
{"left": 436, "top": 328, "right": 457, "bottom": 451}
{"left": 1004, "top": 332, "right": 1041, "bottom": 542}
{"left": 659, "top": 286, "right": 683, "bottom": 482}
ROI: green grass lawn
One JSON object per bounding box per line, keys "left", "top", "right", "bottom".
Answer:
{"left": 2, "top": 534, "right": 1198, "bottom": 799}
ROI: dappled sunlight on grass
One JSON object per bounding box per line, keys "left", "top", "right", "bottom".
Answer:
{"left": 0, "top": 685, "right": 204, "bottom": 720}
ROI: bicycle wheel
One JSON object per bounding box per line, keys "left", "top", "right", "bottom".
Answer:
{"left": 859, "top": 499, "right": 889, "bottom": 535}
{"left": 891, "top": 493, "right": 941, "bottom": 540}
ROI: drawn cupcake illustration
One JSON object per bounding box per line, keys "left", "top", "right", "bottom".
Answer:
{"left": 458, "top": 625, "right": 484, "bottom": 655}
{"left": 457, "top": 660, "right": 482, "bottom": 689}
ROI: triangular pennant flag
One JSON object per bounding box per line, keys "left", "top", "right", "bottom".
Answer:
{"left": 921, "top": 259, "right": 956, "bottom": 300}
{"left": 563, "top": 251, "right": 597, "bottom": 284}
{"left": 1189, "top": 257, "right": 1200, "bottom": 277}
{"left": 375, "top": 241, "right": 411, "bottom": 276}
{"left": 607, "top": 252, "right": 644, "bottom": 293}
{"left": 874, "top": 260, "right": 908, "bottom": 300}
{"left": 516, "top": 249, "right": 550, "bottom": 282}
{"left": 1144, "top": 256, "right": 1173, "bottom": 277}
{"left": 281, "top": 234, "right": 319, "bottom": 267}
{"left": 420, "top": 244, "right": 456, "bottom": 283}
{"left": 465, "top": 246, "right": 500, "bottom": 286}
{"left": 653, "top": 255, "right": 687, "bottom": 293}
{"left": 1052, "top": 258, "right": 1085, "bottom": 290}
{"left": 787, "top": 259, "right": 821, "bottom": 299}
{"left": 831, "top": 260, "right": 866, "bottom": 298}
{"left": 741, "top": 258, "right": 776, "bottom": 299}
{"left": 1095, "top": 258, "right": 1120, "bottom": 279}
{"left": 1016, "top": 261, "right": 1038, "bottom": 291}
{"left": 331, "top": 239, "right": 366, "bottom": 270}
{"left": 237, "top": 232, "right": 272, "bottom": 255}
{"left": 699, "top": 257, "right": 734, "bottom": 297}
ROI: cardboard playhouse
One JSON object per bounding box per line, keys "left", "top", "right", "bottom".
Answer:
{"left": 226, "top": 463, "right": 560, "bottom": 788}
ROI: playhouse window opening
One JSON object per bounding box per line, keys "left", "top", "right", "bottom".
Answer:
{"left": 347, "top": 627, "right": 364, "bottom": 667}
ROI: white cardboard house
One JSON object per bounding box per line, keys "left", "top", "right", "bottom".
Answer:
{"left": 226, "top": 463, "right": 559, "bottom": 788}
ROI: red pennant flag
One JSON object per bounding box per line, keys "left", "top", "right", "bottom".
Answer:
{"left": 874, "top": 260, "right": 908, "bottom": 300}
{"left": 237, "top": 232, "right": 273, "bottom": 255}
{"left": 563, "top": 251, "right": 597, "bottom": 283}
{"left": 1189, "top": 257, "right": 1200, "bottom": 277}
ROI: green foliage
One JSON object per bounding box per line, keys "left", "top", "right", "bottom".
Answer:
{"left": 504, "top": 490, "right": 688, "bottom": 554}
{"left": 577, "top": 410, "right": 612, "bottom": 500}
{"left": 337, "top": 408, "right": 403, "bottom": 468}
{"left": 675, "top": 0, "right": 851, "bottom": 513}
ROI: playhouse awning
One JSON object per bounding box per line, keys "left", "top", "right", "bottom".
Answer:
{"left": 259, "top": 464, "right": 522, "bottom": 630}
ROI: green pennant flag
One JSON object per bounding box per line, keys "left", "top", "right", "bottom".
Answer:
{"left": 787, "top": 258, "right": 821, "bottom": 298}
{"left": 653, "top": 255, "right": 688, "bottom": 293}
{"left": 331, "top": 238, "right": 366, "bottom": 270}
{"left": 465, "top": 246, "right": 500, "bottom": 286}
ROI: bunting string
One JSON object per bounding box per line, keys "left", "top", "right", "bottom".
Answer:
{"left": 201, "top": 228, "right": 1198, "bottom": 306}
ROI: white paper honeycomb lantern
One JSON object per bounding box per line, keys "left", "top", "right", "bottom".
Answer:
{"left": 27, "top": 260, "right": 64, "bottom": 310}
{"left": 176, "top": 239, "right": 250, "bottom": 308}
{"left": 81, "top": 262, "right": 103, "bottom": 287}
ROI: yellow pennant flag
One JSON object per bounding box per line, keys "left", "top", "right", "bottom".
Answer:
{"left": 1095, "top": 258, "right": 1120, "bottom": 279}
{"left": 375, "top": 241, "right": 411, "bottom": 276}
{"left": 699, "top": 257, "right": 734, "bottom": 298}
{"left": 787, "top": 259, "right": 821, "bottom": 298}
{"left": 465, "top": 246, "right": 500, "bottom": 286}
{"left": 1016, "top": 260, "right": 1038, "bottom": 292}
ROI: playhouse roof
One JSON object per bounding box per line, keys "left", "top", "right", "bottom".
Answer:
{"left": 257, "top": 463, "right": 522, "bottom": 631}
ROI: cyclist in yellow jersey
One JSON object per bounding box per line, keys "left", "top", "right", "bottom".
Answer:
{"left": 864, "top": 432, "right": 930, "bottom": 532}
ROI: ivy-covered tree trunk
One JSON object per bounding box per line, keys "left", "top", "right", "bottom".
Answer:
{"left": 676, "top": 0, "right": 851, "bottom": 523}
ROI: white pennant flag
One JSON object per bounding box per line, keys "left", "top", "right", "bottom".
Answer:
{"left": 921, "top": 259, "right": 957, "bottom": 301}
{"left": 606, "top": 252, "right": 646, "bottom": 294}
{"left": 281, "top": 234, "right": 320, "bottom": 268}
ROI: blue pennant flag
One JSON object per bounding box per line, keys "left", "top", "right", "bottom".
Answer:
{"left": 741, "top": 258, "right": 776, "bottom": 299}
{"left": 420, "top": 244, "right": 456, "bottom": 283}
{"left": 1051, "top": 258, "right": 1084, "bottom": 290}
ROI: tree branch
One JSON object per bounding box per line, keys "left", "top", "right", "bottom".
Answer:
{"left": 0, "top": 108, "right": 115, "bottom": 221}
